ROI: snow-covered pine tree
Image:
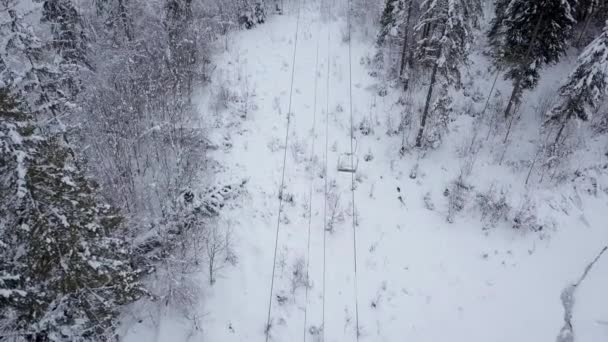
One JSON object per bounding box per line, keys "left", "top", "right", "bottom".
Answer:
{"left": 425, "top": 84, "right": 453, "bottom": 148}
{"left": 94, "top": 0, "right": 134, "bottom": 44}
{"left": 571, "top": 0, "right": 608, "bottom": 47}
{"left": 238, "top": 0, "right": 267, "bottom": 30}
{"left": 463, "top": 0, "right": 483, "bottom": 28}
{"left": 546, "top": 21, "right": 608, "bottom": 145}
{"left": 41, "top": 0, "right": 88, "bottom": 66}
{"left": 377, "top": 0, "right": 406, "bottom": 46}
{"left": 40, "top": 0, "right": 90, "bottom": 98}
{"left": 0, "top": 89, "right": 143, "bottom": 341}
{"left": 488, "top": 0, "right": 576, "bottom": 118}
{"left": 413, "top": 0, "right": 472, "bottom": 148}
{"left": 0, "top": 5, "right": 70, "bottom": 124}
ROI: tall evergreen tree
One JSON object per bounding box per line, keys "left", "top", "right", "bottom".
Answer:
{"left": 414, "top": 0, "right": 472, "bottom": 148}
{"left": 40, "top": 0, "right": 90, "bottom": 100}
{"left": 0, "top": 6, "right": 70, "bottom": 123}
{"left": 41, "top": 0, "right": 89, "bottom": 67}
{"left": 546, "top": 21, "right": 608, "bottom": 144}
{"left": 489, "top": 0, "right": 576, "bottom": 118}
{"left": 0, "top": 89, "right": 143, "bottom": 341}
{"left": 94, "top": 0, "right": 134, "bottom": 44}
{"left": 377, "top": 0, "right": 407, "bottom": 46}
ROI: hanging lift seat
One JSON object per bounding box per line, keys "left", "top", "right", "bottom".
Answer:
{"left": 337, "top": 153, "right": 358, "bottom": 173}
{"left": 337, "top": 137, "right": 359, "bottom": 173}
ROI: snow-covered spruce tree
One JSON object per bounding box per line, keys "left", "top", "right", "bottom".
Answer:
{"left": 546, "top": 21, "right": 608, "bottom": 146}
{"left": 377, "top": 0, "right": 419, "bottom": 89}
{"left": 0, "top": 89, "right": 143, "bottom": 341}
{"left": 39, "top": 0, "right": 90, "bottom": 99}
{"left": 425, "top": 84, "right": 453, "bottom": 148}
{"left": 377, "top": 0, "right": 407, "bottom": 46}
{"left": 93, "top": 0, "right": 134, "bottom": 44}
{"left": 238, "top": 0, "right": 266, "bottom": 30}
{"left": 1, "top": 7, "right": 59, "bottom": 119}
{"left": 41, "top": 0, "right": 88, "bottom": 66}
{"left": 413, "top": 0, "right": 472, "bottom": 148}
{"left": 488, "top": 0, "right": 576, "bottom": 118}
{"left": 571, "top": 0, "right": 608, "bottom": 47}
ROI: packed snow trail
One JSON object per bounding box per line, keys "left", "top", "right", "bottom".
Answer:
{"left": 121, "top": 1, "right": 608, "bottom": 342}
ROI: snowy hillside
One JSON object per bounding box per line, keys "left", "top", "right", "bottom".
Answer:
{"left": 2, "top": 0, "right": 607, "bottom": 341}
{"left": 119, "top": 2, "right": 608, "bottom": 342}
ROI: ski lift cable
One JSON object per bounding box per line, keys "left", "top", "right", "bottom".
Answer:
{"left": 322, "top": 0, "right": 333, "bottom": 339}
{"left": 347, "top": 0, "right": 360, "bottom": 339}
{"left": 265, "top": 0, "right": 303, "bottom": 340}
{"left": 303, "top": 6, "right": 323, "bottom": 342}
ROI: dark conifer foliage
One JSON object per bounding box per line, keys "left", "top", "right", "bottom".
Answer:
{"left": 413, "top": 0, "right": 473, "bottom": 147}
{"left": 488, "top": 0, "right": 576, "bottom": 118}
{"left": 547, "top": 21, "right": 608, "bottom": 143}
{"left": 377, "top": 0, "right": 406, "bottom": 46}
{"left": 0, "top": 90, "right": 143, "bottom": 341}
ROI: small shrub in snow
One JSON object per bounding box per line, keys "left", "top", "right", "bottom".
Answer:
{"left": 378, "top": 85, "right": 388, "bottom": 97}
{"left": 446, "top": 176, "right": 473, "bottom": 223}
{"left": 309, "top": 325, "right": 322, "bottom": 337}
{"left": 205, "top": 225, "right": 235, "bottom": 285}
{"left": 359, "top": 117, "right": 373, "bottom": 135}
{"left": 290, "top": 257, "right": 310, "bottom": 294}
{"left": 341, "top": 25, "right": 351, "bottom": 43}
{"left": 211, "top": 82, "right": 234, "bottom": 114}
{"left": 276, "top": 294, "right": 289, "bottom": 305}
{"left": 409, "top": 164, "right": 419, "bottom": 179}
{"left": 290, "top": 136, "right": 307, "bottom": 163}
{"left": 364, "top": 149, "right": 374, "bottom": 161}
{"left": 267, "top": 137, "right": 283, "bottom": 152}
{"left": 238, "top": 2, "right": 266, "bottom": 30}
{"left": 476, "top": 186, "right": 510, "bottom": 230}
{"left": 278, "top": 187, "right": 295, "bottom": 205}
{"left": 326, "top": 181, "right": 344, "bottom": 233}
{"left": 423, "top": 192, "right": 435, "bottom": 211}
{"left": 512, "top": 197, "right": 543, "bottom": 232}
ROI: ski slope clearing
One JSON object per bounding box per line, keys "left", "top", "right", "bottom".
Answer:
{"left": 121, "top": 2, "right": 608, "bottom": 342}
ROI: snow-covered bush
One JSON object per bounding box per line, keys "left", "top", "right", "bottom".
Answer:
{"left": 423, "top": 191, "right": 435, "bottom": 211}
{"left": 359, "top": 117, "right": 373, "bottom": 135}
{"left": 512, "top": 197, "right": 544, "bottom": 232}
{"left": 290, "top": 257, "right": 310, "bottom": 295}
{"left": 239, "top": 1, "right": 267, "bottom": 30}
{"left": 475, "top": 186, "right": 511, "bottom": 230}
{"left": 326, "top": 180, "right": 345, "bottom": 233}
{"left": 445, "top": 176, "right": 473, "bottom": 223}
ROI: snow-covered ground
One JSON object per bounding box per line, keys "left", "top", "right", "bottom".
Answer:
{"left": 121, "top": 1, "right": 608, "bottom": 341}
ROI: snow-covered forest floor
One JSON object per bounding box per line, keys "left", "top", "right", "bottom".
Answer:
{"left": 121, "top": 1, "right": 608, "bottom": 342}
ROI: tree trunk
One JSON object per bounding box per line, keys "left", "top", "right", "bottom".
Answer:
{"left": 399, "top": 0, "right": 413, "bottom": 90}
{"left": 576, "top": 5, "right": 594, "bottom": 48}
{"left": 209, "top": 254, "right": 215, "bottom": 285}
{"left": 503, "top": 77, "right": 521, "bottom": 118}
{"left": 415, "top": 61, "right": 439, "bottom": 148}
{"left": 554, "top": 111, "right": 575, "bottom": 147}
{"left": 504, "top": 10, "right": 544, "bottom": 118}
{"left": 117, "top": 0, "right": 133, "bottom": 41}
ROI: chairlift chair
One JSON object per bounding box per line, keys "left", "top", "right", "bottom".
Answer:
{"left": 337, "top": 137, "right": 359, "bottom": 173}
